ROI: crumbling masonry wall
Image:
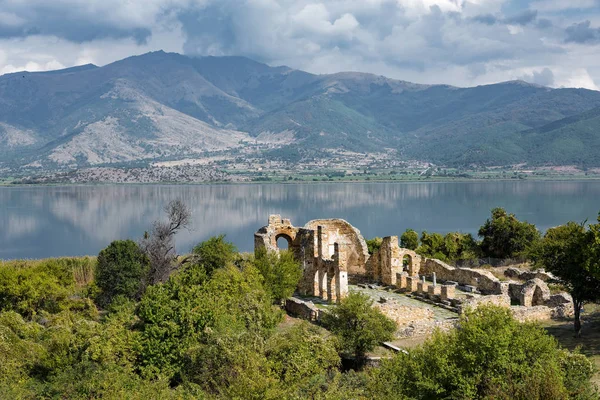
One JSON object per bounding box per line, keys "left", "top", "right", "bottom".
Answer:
{"left": 255, "top": 215, "right": 574, "bottom": 324}
{"left": 255, "top": 215, "right": 366, "bottom": 302}
{"left": 366, "top": 236, "right": 422, "bottom": 284}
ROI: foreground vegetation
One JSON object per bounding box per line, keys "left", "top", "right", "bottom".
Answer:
{"left": 2, "top": 202, "right": 600, "bottom": 398}
{"left": 0, "top": 251, "right": 596, "bottom": 399}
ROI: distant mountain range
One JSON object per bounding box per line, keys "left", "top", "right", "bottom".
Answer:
{"left": 1, "top": 50, "right": 600, "bottom": 169}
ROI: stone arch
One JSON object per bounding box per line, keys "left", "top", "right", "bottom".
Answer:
{"left": 519, "top": 278, "right": 551, "bottom": 307}
{"left": 275, "top": 233, "right": 293, "bottom": 250}
{"left": 304, "top": 219, "right": 369, "bottom": 275}
{"left": 398, "top": 248, "right": 421, "bottom": 277}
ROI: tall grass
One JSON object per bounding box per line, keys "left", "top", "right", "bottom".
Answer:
{"left": 0, "top": 257, "right": 97, "bottom": 288}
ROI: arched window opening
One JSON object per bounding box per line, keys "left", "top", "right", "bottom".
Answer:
{"left": 276, "top": 235, "right": 291, "bottom": 250}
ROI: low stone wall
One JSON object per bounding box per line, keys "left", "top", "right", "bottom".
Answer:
{"left": 461, "top": 294, "right": 511, "bottom": 311}
{"left": 511, "top": 306, "right": 554, "bottom": 322}
{"left": 285, "top": 297, "right": 320, "bottom": 321}
{"left": 395, "top": 319, "right": 458, "bottom": 338}
{"left": 374, "top": 301, "right": 434, "bottom": 328}
{"left": 421, "top": 259, "right": 503, "bottom": 295}
{"left": 504, "top": 267, "right": 557, "bottom": 282}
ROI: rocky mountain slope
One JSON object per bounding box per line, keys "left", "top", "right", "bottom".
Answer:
{"left": 1, "top": 51, "right": 600, "bottom": 169}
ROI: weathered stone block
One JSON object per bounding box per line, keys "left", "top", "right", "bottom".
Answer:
{"left": 441, "top": 285, "right": 455, "bottom": 300}
{"left": 428, "top": 285, "right": 441, "bottom": 296}
{"left": 417, "top": 281, "right": 429, "bottom": 294}
{"left": 406, "top": 276, "right": 418, "bottom": 292}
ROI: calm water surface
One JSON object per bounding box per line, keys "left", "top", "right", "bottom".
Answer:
{"left": 1, "top": 181, "right": 599, "bottom": 259}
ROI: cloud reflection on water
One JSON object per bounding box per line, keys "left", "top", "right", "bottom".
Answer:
{"left": 1, "top": 181, "right": 600, "bottom": 259}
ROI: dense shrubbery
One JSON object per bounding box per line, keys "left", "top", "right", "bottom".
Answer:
{"left": 366, "top": 208, "right": 540, "bottom": 263}
{"left": 370, "top": 306, "right": 597, "bottom": 399}
{"left": 1, "top": 212, "right": 599, "bottom": 398}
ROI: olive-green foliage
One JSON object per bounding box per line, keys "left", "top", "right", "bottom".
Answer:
{"left": 417, "top": 231, "right": 479, "bottom": 262}
{"left": 400, "top": 229, "right": 419, "bottom": 250}
{"left": 253, "top": 248, "right": 302, "bottom": 304}
{"left": 587, "top": 214, "right": 600, "bottom": 279}
{"left": 291, "top": 370, "right": 370, "bottom": 400}
{"left": 370, "top": 305, "right": 597, "bottom": 400}
{"left": 0, "top": 311, "right": 46, "bottom": 385}
{"left": 479, "top": 207, "right": 541, "bottom": 259}
{"left": 95, "top": 240, "right": 149, "bottom": 307}
{"left": 266, "top": 322, "right": 340, "bottom": 385}
{"left": 416, "top": 231, "right": 446, "bottom": 260}
{"left": 366, "top": 237, "right": 383, "bottom": 255}
{"left": 322, "top": 292, "right": 396, "bottom": 361}
{"left": 185, "top": 332, "right": 279, "bottom": 399}
{"left": 192, "top": 234, "right": 237, "bottom": 275}
{"left": 0, "top": 258, "right": 80, "bottom": 317}
{"left": 531, "top": 221, "right": 600, "bottom": 335}
{"left": 137, "top": 262, "right": 282, "bottom": 382}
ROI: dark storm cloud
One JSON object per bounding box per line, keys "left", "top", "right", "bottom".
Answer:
{"left": 0, "top": 1, "right": 154, "bottom": 44}
{"left": 565, "top": 21, "right": 600, "bottom": 44}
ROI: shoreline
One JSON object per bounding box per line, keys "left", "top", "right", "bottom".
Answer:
{"left": 3, "top": 175, "right": 600, "bottom": 187}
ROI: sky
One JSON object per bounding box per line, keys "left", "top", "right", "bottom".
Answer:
{"left": 0, "top": 0, "right": 599, "bottom": 89}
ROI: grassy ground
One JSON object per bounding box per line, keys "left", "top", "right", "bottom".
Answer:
{"left": 542, "top": 303, "right": 600, "bottom": 388}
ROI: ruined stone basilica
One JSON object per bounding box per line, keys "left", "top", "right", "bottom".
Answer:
{"left": 255, "top": 215, "right": 573, "bottom": 325}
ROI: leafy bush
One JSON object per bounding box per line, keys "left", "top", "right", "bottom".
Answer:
{"left": 191, "top": 235, "right": 237, "bottom": 276}
{"left": 266, "top": 322, "right": 340, "bottom": 385}
{"left": 0, "top": 259, "right": 76, "bottom": 317}
{"left": 252, "top": 248, "right": 302, "bottom": 304}
{"left": 366, "top": 237, "right": 383, "bottom": 255}
{"left": 95, "top": 240, "right": 149, "bottom": 307}
{"left": 370, "top": 305, "right": 597, "bottom": 399}
{"left": 322, "top": 292, "right": 396, "bottom": 364}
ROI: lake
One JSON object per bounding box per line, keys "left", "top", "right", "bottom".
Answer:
{"left": 1, "top": 181, "right": 599, "bottom": 260}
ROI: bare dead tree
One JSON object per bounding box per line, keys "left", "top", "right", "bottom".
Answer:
{"left": 141, "top": 199, "right": 191, "bottom": 285}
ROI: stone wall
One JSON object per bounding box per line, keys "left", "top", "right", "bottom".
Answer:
{"left": 374, "top": 301, "right": 434, "bottom": 327}
{"left": 304, "top": 219, "right": 370, "bottom": 275}
{"left": 421, "top": 259, "right": 504, "bottom": 295}
{"left": 366, "top": 236, "right": 421, "bottom": 283}
{"left": 285, "top": 297, "right": 320, "bottom": 321}
{"left": 256, "top": 215, "right": 365, "bottom": 303}
{"left": 461, "top": 294, "right": 512, "bottom": 311}
{"left": 395, "top": 319, "right": 458, "bottom": 338}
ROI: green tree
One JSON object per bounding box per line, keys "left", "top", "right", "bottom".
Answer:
{"left": 370, "top": 305, "right": 597, "bottom": 399}
{"left": 95, "top": 240, "right": 149, "bottom": 307}
{"left": 400, "top": 229, "right": 419, "bottom": 250}
{"left": 417, "top": 231, "right": 446, "bottom": 260}
{"left": 531, "top": 222, "right": 600, "bottom": 336}
{"left": 322, "top": 292, "right": 395, "bottom": 366}
{"left": 252, "top": 249, "right": 302, "bottom": 304}
{"left": 478, "top": 208, "right": 540, "bottom": 259}
{"left": 366, "top": 237, "right": 383, "bottom": 255}
{"left": 191, "top": 235, "right": 237, "bottom": 276}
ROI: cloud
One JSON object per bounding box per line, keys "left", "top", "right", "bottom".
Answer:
{"left": 0, "top": 0, "right": 598, "bottom": 89}
{"left": 520, "top": 67, "right": 555, "bottom": 86}
{"left": 504, "top": 10, "right": 537, "bottom": 26}
{"left": 530, "top": 0, "right": 599, "bottom": 12}
{"left": 565, "top": 21, "right": 600, "bottom": 44}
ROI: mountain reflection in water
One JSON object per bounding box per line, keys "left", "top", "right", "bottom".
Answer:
{"left": 1, "top": 181, "right": 599, "bottom": 259}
